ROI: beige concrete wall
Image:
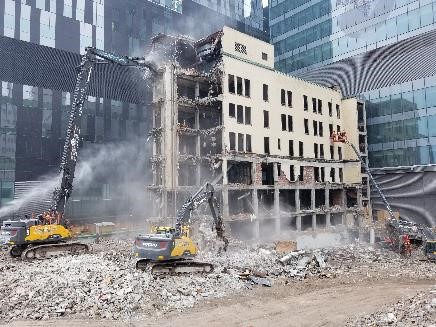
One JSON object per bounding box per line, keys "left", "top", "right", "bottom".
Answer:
{"left": 220, "top": 27, "right": 362, "bottom": 185}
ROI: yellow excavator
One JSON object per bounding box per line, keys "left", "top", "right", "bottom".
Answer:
{"left": 134, "top": 183, "right": 228, "bottom": 274}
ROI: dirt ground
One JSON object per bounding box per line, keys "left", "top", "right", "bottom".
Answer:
{"left": 4, "top": 277, "right": 433, "bottom": 327}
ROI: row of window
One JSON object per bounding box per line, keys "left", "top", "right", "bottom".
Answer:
{"left": 229, "top": 103, "right": 251, "bottom": 125}
{"left": 281, "top": 89, "right": 293, "bottom": 107}
{"left": 228, "top": 75, "right": 250, "bottom": 97}
{"left": 369, "top": 144, "right": 436, "bottom": 168}
{"left": 229, "top": 132, "right": 252, "bottom": 152}
{"left": 285, "top": 165, "right": 343, "bottom": 183}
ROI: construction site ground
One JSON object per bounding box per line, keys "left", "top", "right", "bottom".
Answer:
{"left": 1, "top": 238, "right": 435, "bottom": 327}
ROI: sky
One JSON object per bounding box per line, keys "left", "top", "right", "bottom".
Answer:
{"left": 262, "top": 0, "right": 268, "bottom": 7}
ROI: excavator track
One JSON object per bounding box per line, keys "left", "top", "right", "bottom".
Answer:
{"left": 21, "top": 242, "right": 89, "bottom": 260}
{"left": 136, "top": 259, "right": 214, "bottom": 275}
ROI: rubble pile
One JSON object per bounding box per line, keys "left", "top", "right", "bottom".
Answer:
{"left": 0, "top": 240, "right": 435, "bottom": 323}
{"left": 348, "top": 286, "right": 436, "bottom": 326}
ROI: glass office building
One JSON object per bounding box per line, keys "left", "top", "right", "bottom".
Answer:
{"left": 0, "top": 0, "right": 265, "bottom": 214}
{"left": 269, "top": 0, "right": 436, "bottom": 169}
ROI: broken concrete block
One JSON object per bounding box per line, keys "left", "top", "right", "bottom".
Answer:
{"left": 279, "top": 250, "right": 306, "bottom": 264}
{"left": 314, "top": 251, "right": 327, "bottom": 268}
{"left": 296, "top": 255, "right": 313, "bottom": 269}
{"left": 248, "top": 276, "right": 272, "bottom": 287}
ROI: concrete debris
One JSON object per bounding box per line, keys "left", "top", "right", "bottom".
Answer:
{"left": 347, "top": 285, "right": 436, "bottom": 326}
{"left": 0, "top": 240, "right": 435, "bottom": 323}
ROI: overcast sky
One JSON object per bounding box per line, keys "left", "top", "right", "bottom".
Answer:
{"left": 263, "top": 0, "right": 268, "bottom": 7}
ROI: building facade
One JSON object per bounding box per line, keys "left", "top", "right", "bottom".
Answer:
{"left": 269, "top": 0, "right": 436, "bottom": 226}
{"left": 0, "top": 0, "right": 265, "bottom": 217}
{"left": 147, "top": 27, "right": 369, "bottom": 240}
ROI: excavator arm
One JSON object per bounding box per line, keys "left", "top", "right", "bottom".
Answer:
{"left": 51, "top": 47, "right": 156, "bottom": 215}
{"left": 175, "top": 183, "right": 228, "bottom": 250}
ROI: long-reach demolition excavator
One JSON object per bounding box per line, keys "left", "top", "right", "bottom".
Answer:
{"left": 134, "top": 182, "right": 229, "bottom": 274}
{"left": 0, "top": 48, "right": 156, "bottom": 260}
{"left": 331, "top": 131, "right": 435, "bottom": 259}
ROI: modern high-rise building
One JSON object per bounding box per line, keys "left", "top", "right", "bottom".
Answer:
{"left": 0, "top": 0, "right": 266, "bottom": 217}
{"left": 269, "top": 0, "right": 436, "bottom": 225}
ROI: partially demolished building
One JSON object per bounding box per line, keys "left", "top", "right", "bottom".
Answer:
{"left": 147, "top": 27, "right": 369, "bottom": 239}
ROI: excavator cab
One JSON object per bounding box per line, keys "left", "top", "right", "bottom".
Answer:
{"left": 425, "top": 241, "right": 436, "bottom": 261}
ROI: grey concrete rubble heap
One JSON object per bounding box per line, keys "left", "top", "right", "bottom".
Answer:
{"left": 0, "top": 240, "right": 435, "bottom": 322}
{"left": 347, "top": 285, "right": 436, "bottom": 327}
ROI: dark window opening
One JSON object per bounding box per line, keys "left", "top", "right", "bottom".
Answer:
{"left": 244, "top": 79, "right": 250, "bottom": 97}
{"left": 281, "top": 89, "right": 286, "bottom": 105}
{"left": 314, "top": 167, "right": 320, "bottom": 182}
{"left": 238, "top": 133, "right": 244, "bottom": 152}
{"left": 262, "top": 52, "right": 268, "bottom": 60}
{"left": 314, "top": 143, "right": 319, "bottom": 158}
{"left": 228, "top": 161, "right": 252, "bottom": 184}
{"left": 329, "top": 124, "right": 333, "bottom": 137}
{"left": 303, "top": 95, "right": 308, "bottom": 111}
{"left": 320, "top": 144, "right": 324, "bottom": 158}
{"left": 337, "top": 125, "right": 341, "bottom": 133}
{"left": 319, "top": 122, "right": 323, "bottom": 137}
{"left": 237, "top": 105, "right": 244, "bottom": 123}
{"left": 237, "top": 77, "right": 243, "bottom": 95}
{"left": 245, "top": 107, "right": 251, "bottom": 125}
{"left": 304, "top": 119, "right": 309, "bottom": 134}
{"left": 288, "top": 115, "right": 293, "bottom": 131}
{"left": 338, "top": 146, "right": 342, "bottom": 160}
{"left": 339, "top": 168, "right": 343, "bottom": 183}
{"left": 228, "top": 74, "right": 235, "bottom": 93}
{"left": 299, "top": 166, "right": 304, "bottom": 181}
{"left": 261, "top": 163, "right": 274, "bottom": 185}
{"left": 299, "top": 141, "right": 304, "bottom": 157}
{"left": 229, "top": 132, "right": 235, "bottom": 150}
{"left": 263, "top": 110, "right": 269, "bottom": 128}
{"left": 330, "top": 168, "right": 335, "bottom": 182}
{"left": 317, "top": 99, "right": 322, "bottom": 114}
{"left": 289, "top": 140, "right": 294, "bottom": 156}
{"left": 287, "top": 91, "right": 292, "bottom": 107}
{"left": 336, "top": 104, "right": 341, "bottom": 118}
{"left": 278, "top": 138, "right": 281, "bottom": 150}
{"left": 246, "top": 134, "right": 252, "bottom": 152}
{"left": 313, "top": 120, "right": 318, "bottom": 136}
{"left": 328, "top": 102, "right": 332, "bottom": 116}
{"left": 330, "top": 145, "right": 334, "bottom": 159}
{"left": 321, "top": 167, "right": 325, "bottom": 182}
{"left": 229, "top": 103, "right": 235, "bottom": 117}
{"left": 281, "top": 114, "right": 286, "bottom": 130}
{"left": 263, "top": 84, "right": 269, "bottom": 101}
{"left": 264, "top": 137, "right": 270, "bottom": 154}
{"left": 312, "top": 98, "right": 317, "bottom": 113}
{"left": 289, "top": 165, "right": 295, "bottom": 181}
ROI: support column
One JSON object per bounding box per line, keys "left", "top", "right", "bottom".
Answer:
{"left": 222, "top": 188, "right": 229, "bottom": 218}
{"left": 222, "top": 158, "right": 228, "bottom": 185}
{"left": 325, "top": 186, "right": 331, "bottom": 227}
{"left": 311, "top": 188, "right": 315, "bottom": 210}
{"left": 326, "top": 212, "right": 331, "bottom": 228}
{"left": 312, "top": 213, "right": 317, "bottom": 231}
{"left": 296, "top": 215, "right": 302, "bottom": 232}
{"left": 295, "top": 189, "right": 300, "bottom": 213}
{"left": 274, "top": 189, "right": 280, "bottom": 234}
{"left": 252, "top": 189, "right": 260, "bottom": 239}
{"left": 195, "top": 108, "right": 201, "bottom": 186}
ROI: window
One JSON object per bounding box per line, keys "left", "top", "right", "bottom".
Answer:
{"left": 328, "top": 102, "right": 332, "bottom": 116}
{"left": 237, "top": 77, "right": 243, "bottom": 95}
{"left": 238, "top": 133, "right": 244, "bottom": 152}
{"left": 329, "top": 124, "right": 333, "bottom": 136}
{"left": 244, "top": 79, "right": 250, "bottom": 97}
{"left": 330, "top": 168, "right": 335, "bottom": 182}
{"left": 299, "top": 166, "right": 304, "bottom": 181}
{"left": 288, "top": 115, "right": 293, "bottom": 132}
{"left": 304, "top": 119, "right": 309, "bottom": 134}
{"left": 336, "top": 104, "right": 341, "bottom": 118}
{"left": 317, "top": 99, "right": 322, "bottom": 114}
{"left": 235, "top": 42, "right": 247, "bottom": 54}
{"left": 229, "top": 103, "right": 235, "bottom": 117}
{"left": 237, "top": 105, "right": 244, "bottom": 123}
{"left": 303, "top": 95, "right": 308, "bottom": 111}
{"left": 287, "top": 91, "right": 292, "bottom": 107}
{"left": 319, "top": 122, "right": 323, "bottom": 137}
{"left": 263, "top": 84, "right": 269, "bottom": 101}
{"left": 246, "top": 134, "right": 252, "bottom": 152}
{"left": 313, "top": 120, "right": 318, "bottom": 136}
{"left": 314, "top": 143, "right": 319, "bottom": 158}
{"left": 245, "top": 107, "right": 251, "bottom": 125}
{"left": 262, "top": 52, "right": 268, "bottom": 60}
{"left": 281, "top": 89, "right": 286, "bottom": 105}
{"left": 264, "top": 110, "right": 269, "bottom": 128}
{"left": 339, "top": 168, "right": 343, "bottom": 183}
{"left": 281, "top": 114, "right": 286, "bottom": 130}
{"left": 289, "top": 140, "right": 294, "bottom": 156}
{"left": 338, "top": 146, "right": 342, "bottom": 160}
{"left": 314, "top": 167, "right": 320, "bottom": 182}
{"left": 299, "top": 141, "right": 304, "bottom": 157}
{"left": 321, "top": 167, "right": 325, "bottom": 182}
{"left": 290, "top": 165, "right": 295, "bottom": 181}
{"left": 312, "top": 98, "right": 317, "bottom": 113}
{"left": 229, "top": 132, "right": 235, "bottom": 150}
{"left": 320, "top": 144, "right": 324, "bottom": 158}
{"left": 228, "top": 74, "right": 235, "bottom": 93}
{"left": 278, "top": 138, "right": 281, "bottom": 150}
{"left": 330, "top": 145, "right": 334, "bottom": 159}
{"left": 264, "top": 137, "right": 270, "bottom": 154}
{"left": 337, "top": 125, "right": 341, "bottom": 133}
